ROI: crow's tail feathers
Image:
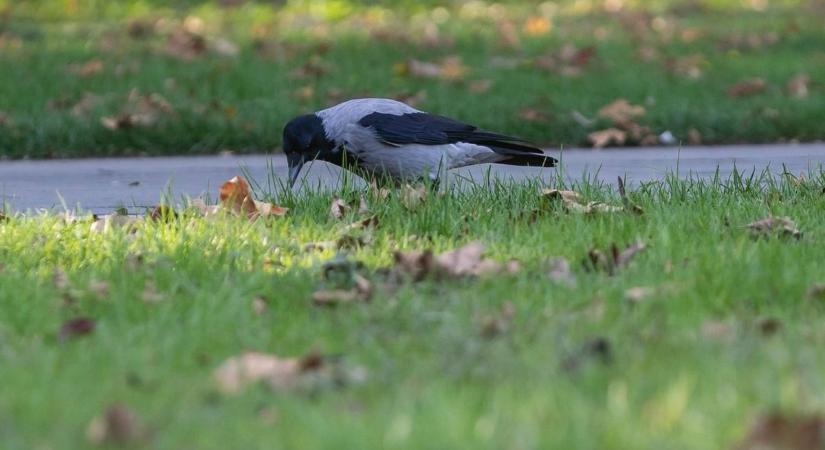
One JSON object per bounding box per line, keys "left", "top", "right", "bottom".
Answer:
{"left": 499, "top": 153, "right": 558, "bottom": 167}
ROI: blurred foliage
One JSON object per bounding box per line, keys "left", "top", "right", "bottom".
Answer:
{"left": 0, "top": 0, "right": 824, "bottom": 158}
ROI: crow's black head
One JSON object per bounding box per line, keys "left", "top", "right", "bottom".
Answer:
{"left": 282, "top": 114, "right": 335, "bottom": 186}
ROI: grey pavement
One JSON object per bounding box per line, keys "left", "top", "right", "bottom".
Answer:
{"left": 1, "top": 144, "right": 824, "bottom": 214}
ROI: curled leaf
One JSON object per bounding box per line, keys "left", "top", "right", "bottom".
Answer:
{"left": 746, "top": 216, "right": 801, "bottom": 240}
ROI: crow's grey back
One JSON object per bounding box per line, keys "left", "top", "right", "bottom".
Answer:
{"left": 317, "top": 98, "right": 419, "bottom": 142}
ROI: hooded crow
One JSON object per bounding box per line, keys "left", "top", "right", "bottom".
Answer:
{"left": 282, "top": 98, "right": 556, "bottom": 186}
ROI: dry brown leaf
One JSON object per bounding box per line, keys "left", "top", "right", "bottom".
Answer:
{"left": 542, "top": 189, "right": 583, "bottom": 203}
{"left": 562, "top": 337, "right": 611, "bottom": 372}
{"left": 70, "top": 93, "right": 100, "bottom": 118}
{"left": 786, "top": 74, "right": 811, "bottom": 99}
{"left": 68, "top": 60, "right": 104, "bottom": 78}
{"left": 393, "top": 242, "right": 517, "bottom": 280}
{"left": 252, "top": 296, "right": 267, "bottom": 315}
{"left": 357, "top": 196, "right": 370, "bottom": 215}
{"left": 542, "top": 188, "right": 626, "bottom": 215}
{"left": 214, "top": 352, "right": 301, "bottom": 394}
{"left": 166, "top": 29, "right": 206, "bottom": 60}
{"left": 624, "top": 286, "right": 656, "bottom": 303}
{"left": 59, "top": 317, "right": 96, "bottom": 342}
{"left": 746, "top": 216, "right": 801, "bottom": 240}
{"left": 329, "top": 197, "right": 349, "bottom": 220}
{"left": 728, "top": 78, "right": 767, "bottom": 97}
{"left": 90, "top": 215, "right": 142, "bottom": 234}
{"left": 87, "top": 405, "right": 147, "bottom": 446}
{"left": 666, "top": 54, "right": 706, "bottom": 79}
{"left": 687, "top": 128, "right": 703, "bottom": 145}
{"left": 586, "top": 241, "right": 646, "bottom": 275}
{"left": 141, "top": 281, "right": 163, "bottom": 304}
{"left": 701, "top": 320, "right": 733, "bottom": 342}
{"left": 518, "top": 107, "right": 548, "bottom": 123}
{"left": 88, "top": 280, "right": 110, "bottom": 299}
{"left": 53, "top": 269, "right": 70, "bottom": 290}
{"left": 214, "top": 351, "right": 363, "bottom": 393}
{"left": 618, "top": 176, "right": 644, "bottom": 214}
{"left": 399, "top": 56, "right": 467, "bottom": 82}
{"left": 219, "top": 176, "right": 257, "bottom": 217}
{"left": 313, "top": 274, "right": 372, "bottom": 306}
{"left": 523, "top": 16, "right": 551, "bottom": 36}
{"left": 807, "top": 283, "right": 825, "bottom": 301}
{"left": 735, "top": 413, "right": 825, "bottom": 450}
{"left": 480, "top": 301, "right": 516, "bottom": 338}
{"left": 598, "top": 99, "right": 646, "bottom": 124}
{"left": 547, "top": 258, "right": 576, "bottom": 287}
{"left": 588, "top": 128, "right": 627, "bottom": 148}
{"left": 468, "top": 79, "right": 493, "bottom": 94}
{"left": 401, "top": 184, "right": 428, "bottom": 210}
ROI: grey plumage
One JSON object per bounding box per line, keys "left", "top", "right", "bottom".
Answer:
{"left": 283, "top": 98, "right": 556, "bottom": 186}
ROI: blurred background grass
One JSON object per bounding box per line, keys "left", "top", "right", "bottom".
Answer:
{"left": 0, "top": 0, "right": 823, "bottom": 158}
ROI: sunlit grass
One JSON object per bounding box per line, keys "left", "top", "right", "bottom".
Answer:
{"left": 2, "top": 171, "right": 825, "bottom": 448}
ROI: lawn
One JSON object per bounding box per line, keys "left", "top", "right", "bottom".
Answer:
{"left": 2, "top": 171, "right": 825, "bottom": 449}
{"left": 1, "top": 0, "right": 825, "bottom": 159}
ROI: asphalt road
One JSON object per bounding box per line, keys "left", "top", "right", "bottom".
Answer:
{"left": 1, "top": 144, "right": 824, "bottom": 213}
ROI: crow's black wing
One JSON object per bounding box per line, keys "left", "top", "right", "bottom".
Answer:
{"left": 357, "top": 112, "right": 545, "bottom": 157}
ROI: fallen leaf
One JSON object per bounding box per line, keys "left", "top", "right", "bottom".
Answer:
{"left": 214, "top": 352, "right": 300, "bottom": 394}
{"left": 399, "top": 56, "right": 467, "bottom": 82}
{"left": 149, "top": 205, "right": 177, "bottom": 222}
{"left": 701, "top": 320, "right": 733, "bottom": 342}
{"left": 468, "top": 79, "right": 493, "bottom": 94}
{"left": 214, "top": 351, "right": 365, "bottom": 394}
{"left": 88, "top": 280, "right": 110, "bottom": 299}
{"left": 523, "top": 16, "right": 551, "bottom": 36}
{"left": 211, "top": 37, "right": 239, "bottom": 57}
{"left": 562, "top": 337, "right": 611, "bottom": 372}
{"left": 70, "top": 92, "right": 101, "bottom": 118}
{"left": 68, "top": 60, "right": 104, "bottom": 78}
{"left": 735, "top": 413, "right": 825, "bottom": 450}
{"left": 588, "top": 128, "right": 627, "bottom": 148}
{"left": 401, "top": 184, "right": 428, "bottom": 210}
{"left": 547, "top": 258, "right": 576, "bottom": 287}
{"left": 746, "top": 216, "right": 801, "bottom": 240}
{"left": 624, "top": 286, "right": 656, "bottom": 303}
{"left": 586, "top": 241, "right": 646, "bottom": 275}
{"left": 313, "top": 273, "right": 373, "bottom": 306}
{"left": 141, "top": 281, "right": 163, "bottom": 303}
{"left": 392, "top": 242, "right": 517, "bottom": 280}
{"left": 166, "top": 29, "right": 206, "bottom": 60}
{"left": 59, "top": 317, "right": 96, "bottom": 341}
{"left": 89, "top": 215, "right": 142, "bottom": 234}
{"left": 618, "top": 176, "right": 644, "bottom": 214}
{"left": 252, "top": 296, "right": 267, "bottom": 315}
{"left": 598, "top": 99, "right": 646, "bottom": 124}
{"left": 728, "top": 78, "right": 767, "bottom": 97}
{"left": 807, "top": 283, "right": 825, "bottom": 300}
{"left": 219, "top": 176, "right": 257, "bottom": 217}
{"left": 480, "top": 301, "right": 516, "bottom": 338}
{"left": 786, "top": 74, "right": 811, "bottom": 98}
{"left": 665, "top": 54, "right": 706, "bottom": 79}
{"left": 756, "top": 317, "right": 782, "bottom": 336}
{"left": 518, "top": 107, "right": 548, "bottom": 123}
{"left": 541, "top": 189, "right": 582, "bottom": 204}
{"left": 329, "top": 197, "right": 349, "bottom": 220}
{"left": 687, "top": 128, "right": 703, "bottom": 145}
{"left": 542, "top": 188, "right": 627, "bottom": 215}
{"left": 252, "top": 200, "right": 289, "bottom": 218}
{"left": 87, "top": 405, "right": 147, "bottom": 446}
{"left": 53, "top": 269, "right": 70, "bottom": 290}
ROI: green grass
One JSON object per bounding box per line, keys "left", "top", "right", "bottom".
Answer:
{"left": 1, "top": 0, "right": 825, "bottom": 158}
{"left": 2, "top": 171, "right": 825, "bottom": 449}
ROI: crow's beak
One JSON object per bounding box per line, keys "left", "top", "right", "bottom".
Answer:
{"left": 287, "top": 154, "right": 306, "bottom": 188}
